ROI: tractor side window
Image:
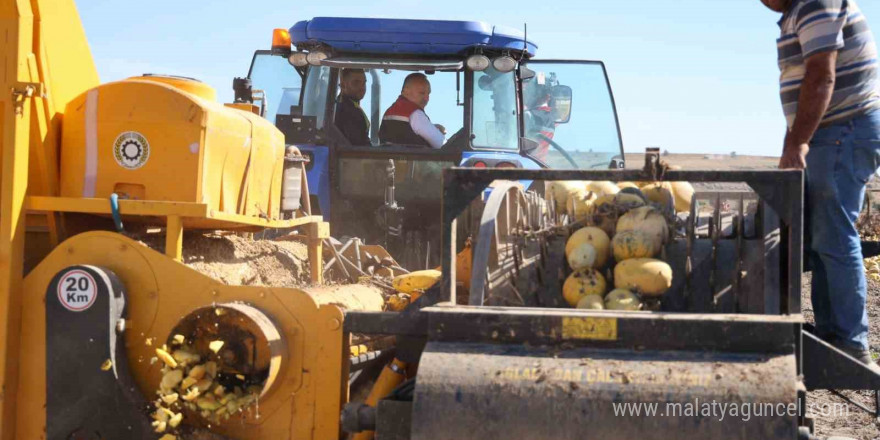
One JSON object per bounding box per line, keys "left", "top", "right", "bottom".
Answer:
{"left": 472, "top": 67, "right": 518, "bottom": 150}
{"left": 303, "top": 66, "right": 332, "bottom": 130}
{"left": 248, "top": 53, "right": 302, "bottom": 126}
{"left": 522, "top": 62, "right": 622, "bottom": 170}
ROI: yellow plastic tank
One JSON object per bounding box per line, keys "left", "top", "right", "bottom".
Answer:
{"left": 136, "top": 74, "right": 218, "bottom": 101}
{"left": 59, "top": 76, "right": 285, "bottom": 224}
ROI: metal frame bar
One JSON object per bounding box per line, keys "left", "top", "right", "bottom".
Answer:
{"left": 344, "top": 306, "right": 802, "bottom": 354}
{"left": 26, "top": 195, "right": 329, "bottom": 282}
{"left": 25, "top": 196, "right": 323, "bottom": 228}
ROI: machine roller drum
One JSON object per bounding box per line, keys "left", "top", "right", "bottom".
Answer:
{"left": 167, "top": 303, "right": 286, "bottom": 401}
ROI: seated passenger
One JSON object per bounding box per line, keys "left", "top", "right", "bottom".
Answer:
{"left": 334, "top": 68, "right": 370, "bottom": 145}
{"left": 379, "top": 73, "right": 446, "bottom": 148}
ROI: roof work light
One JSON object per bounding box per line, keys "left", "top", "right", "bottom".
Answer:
{"left": 306, "top": 51, "right": 328, "bottom": 66}
{"left": 466, "top": 54, "right": 490, "bottom": 71}
{"left": 288, "top": 52, "right": 309, "bottom": 67}
{"left": 492, "top": 55, "right": 517, "bottom": 73}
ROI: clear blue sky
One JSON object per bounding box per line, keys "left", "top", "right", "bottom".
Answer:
{"left": 77, "top": 0, "right": 880, "bottom": 157}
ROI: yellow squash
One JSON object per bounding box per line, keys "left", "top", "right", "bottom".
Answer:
{"left": 612, "top": 230, "right": 661, "bottom": 261}
{"left": 576, "top": 294, "right": 605, "bottom": 310}
{"left": 604, "top": 288, "right": 643, "bottom": 311}
{"left": 616, "top": 206, "right": 669, "bottom": 250}
{"left": 641, "top": 182, "right": 675, "bottom": 210}
{"left": 670, "top": 181, "right": 695, "bottom": 213}
{"left": 566, "top": 190, "right": 597, "bottom": 223}
{"left": 586, "top": 181, "right": 620, "bottom": 196}
{"left": 563, "top": 269, "right": 607, "bottom": 307}
{"left": 548, "top": 181, "right": 587, "bottom": 207}
{"left": 567, "top": 243, "right": 598, "bottom": 271}
{"left": 565, "top": 227, "right": 611, "bottom": 269}
{"left": 392, "top": 270, "right": 442, "bottom": 294}
{"left": 613, "top": 258, "right": 673, "bottom": 297}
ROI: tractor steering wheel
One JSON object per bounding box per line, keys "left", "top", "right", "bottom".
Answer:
{"left": 536, "top": 133, "right": 579, "bottom": 169}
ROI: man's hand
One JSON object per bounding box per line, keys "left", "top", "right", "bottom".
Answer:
{"left": 779, "top": 139, "right": 809, "bottom": 169}
{"left": 434, "top": 124, "right": 446, "bottom": 135}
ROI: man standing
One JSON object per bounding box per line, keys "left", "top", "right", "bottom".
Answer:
{"left": 335, "top": 69, "right": 370, "bottom": 145}
{"left": 379, "top": 73, "right": 446, "bottom": 148}
{"left": 763, "top": 0, "right": 880, "bottom": 370}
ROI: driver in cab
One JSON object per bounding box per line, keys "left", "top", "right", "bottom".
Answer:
{"left": 379, "top": 73, "right": 446, "bottom": 148}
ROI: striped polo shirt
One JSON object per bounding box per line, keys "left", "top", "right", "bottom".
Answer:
{"left": 777, "top": 0, "right": 880, "bottom": 128}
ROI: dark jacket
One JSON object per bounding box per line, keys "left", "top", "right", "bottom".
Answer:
{"left": 379, "top": 95, "right": 429, "bottom": 147}
{"left": 334, "top": 95, "right": 370, "bottom": 145}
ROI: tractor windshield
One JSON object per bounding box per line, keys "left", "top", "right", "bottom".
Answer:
{"left": 522, "top": 61, "right": 623, "bottom": 170}
{"left": 246, "top": 54, "right": 622, "bottom": 166}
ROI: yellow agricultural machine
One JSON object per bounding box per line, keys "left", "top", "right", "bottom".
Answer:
{"left": 3, "top": 1, "right": 880, "bottom": 440}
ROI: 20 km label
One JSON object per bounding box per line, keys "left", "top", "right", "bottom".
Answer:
{"left": 57, "top": 270, "right": 98, "bottom": 312}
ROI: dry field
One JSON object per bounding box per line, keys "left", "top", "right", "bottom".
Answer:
{"left": 624, "top": 152, "right": 779, "bottom": 171}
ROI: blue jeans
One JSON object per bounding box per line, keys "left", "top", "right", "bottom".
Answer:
{"left": 807, "top": 109, "right": 880, "bottom": 352}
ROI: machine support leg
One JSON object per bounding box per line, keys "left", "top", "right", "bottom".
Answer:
{"left": 353, "top": 358, "right": 408, "bottom": 440}
{"left": 165, "top": 215, "right": 183, "bottom": 261}
{"left": 308, "top": 221, "right": 329, "bottom": 284}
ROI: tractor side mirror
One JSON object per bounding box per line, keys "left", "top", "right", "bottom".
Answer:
{"left": 552, "top": 85, "right": 572, "bottom": 124}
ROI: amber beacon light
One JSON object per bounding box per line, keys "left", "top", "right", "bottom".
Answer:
{"left": 272, "top": 28, "right": 292, "bottom": 50}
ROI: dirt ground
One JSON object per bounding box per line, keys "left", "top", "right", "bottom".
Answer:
{"left": 803, "top": 270, "right": 880, "bottom": 440}
{"left": 805, "top": 215, "right": 880, "bottom": 439}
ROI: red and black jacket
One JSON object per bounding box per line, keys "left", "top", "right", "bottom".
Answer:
{"left": 379, "top": 96, "right": 429, "bottom": 147}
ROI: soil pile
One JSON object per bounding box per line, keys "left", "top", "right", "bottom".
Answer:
{"left": 135, "top": 232, "right": 310, "bottom": 287}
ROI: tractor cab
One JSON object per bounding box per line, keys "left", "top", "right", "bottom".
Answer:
{"left": 241, "top": 18, "right": 624, "bottom": 267}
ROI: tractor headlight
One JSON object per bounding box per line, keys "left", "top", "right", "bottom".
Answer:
{"left": 288, "top": 52, "right": 309, "bottom": 67}
{"left": 492, "top": 56, "right": 517, "bottom": 73}
{"left": 306, "top": 51, "right": 328, "bottom": 66}
{"left": 466, "top": 54, "right": 490, "bottom": 71}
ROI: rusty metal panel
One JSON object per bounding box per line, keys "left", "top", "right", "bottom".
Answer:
{"left": 412, "top": 342, "right": 799, "bottom": 440}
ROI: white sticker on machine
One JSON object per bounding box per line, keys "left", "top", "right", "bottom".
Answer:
{"left": 113, "top": 131, "right": 150, "bottom": 169}
{"left": 57, "top": 269, "right": 98, "bottom": 312}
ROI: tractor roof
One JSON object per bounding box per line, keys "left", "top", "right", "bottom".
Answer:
{"left": 290, "top": 17, "right": 537, "bottom": 58}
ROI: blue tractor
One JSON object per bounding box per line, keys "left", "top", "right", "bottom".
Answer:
{"left": 239, "top": 18, "right": 625, "bottom": 268}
